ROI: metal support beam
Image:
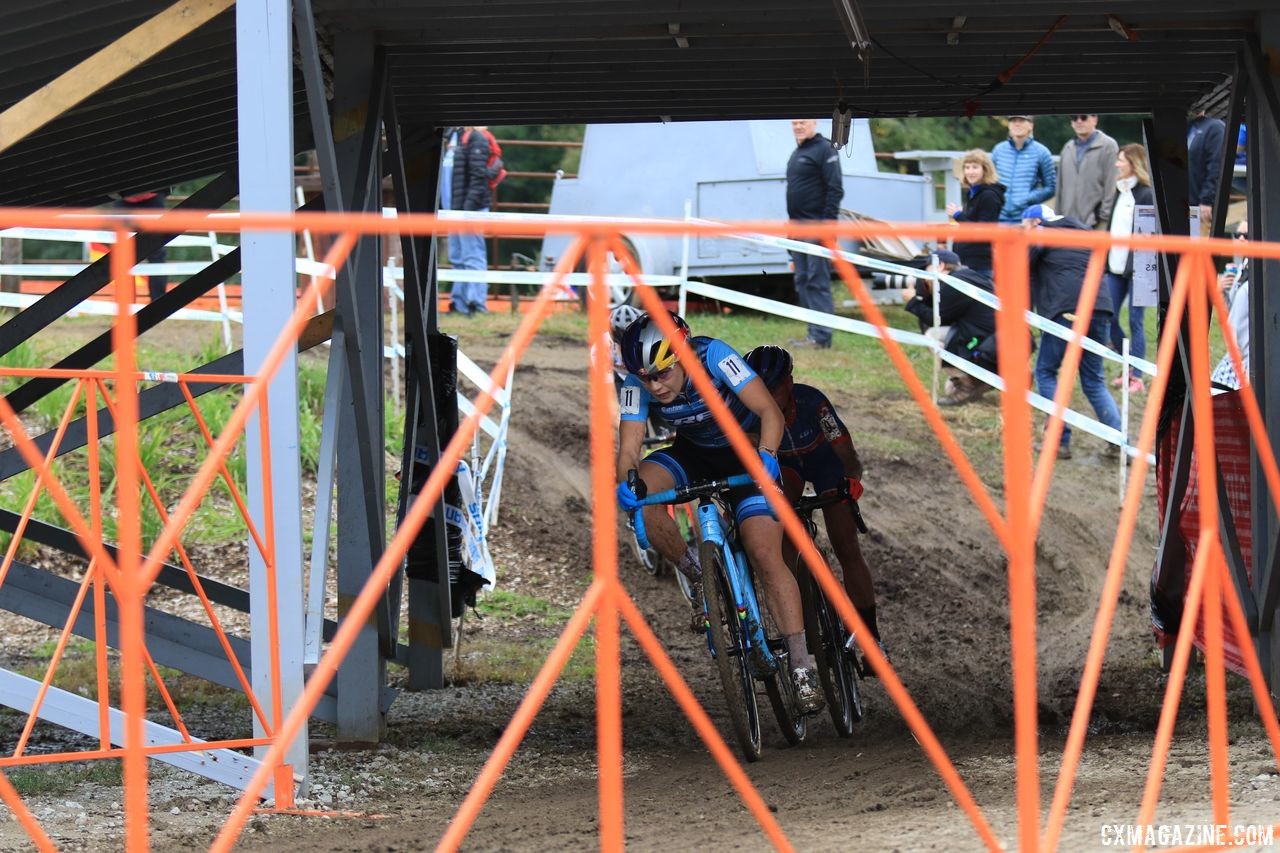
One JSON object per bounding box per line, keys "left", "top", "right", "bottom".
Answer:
{"left": 0, "top": 311, "right": 334, "bottom": 483}
{"left": 0, "top": 559, "right": 395, "bottom": 725}
{"left": 1246, "top": 20, "right": 1280, "bottom": 697}
{"left": 5, "top": 250, "right": 242, "bottom": 413}
{"left": 328, "top": 31, "right": 390, "bottom": 742}
{"left": 236, "top": 0, "right": 306, "bottom": 770}
{"left": 1146, "top": 107, "right": 1198, "bottom": 654}
{"left": 0, "top": 670, "right": 273, "bottom": 796}
{"left": 386, "top": 112, "right": 452, "bottom": 690}
{"left": 0, "top": 170, "right": 238, "bottom": 358}
{"left": 1212, "top": 56, "right": 1247, "bottom": 240}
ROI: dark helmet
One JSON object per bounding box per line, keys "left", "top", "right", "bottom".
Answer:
{"left": 620, "top": 311, "right": 690, "bottom": 375}
{"left": 744, "top": 345, "right": 793, "bottom": 388}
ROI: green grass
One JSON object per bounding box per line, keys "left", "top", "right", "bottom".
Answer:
{"left": 7, "top": 762, "right": 122, "bottom": 797}
{"left": 476, "top": 589, "right": 571, "bottom": 625}
{"left": 455, "top": 634, "right": 596, "bottom": 685}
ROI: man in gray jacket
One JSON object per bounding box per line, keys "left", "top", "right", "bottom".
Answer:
{"left": 1057, "top": 114, "right": 1119, "bottom": 229}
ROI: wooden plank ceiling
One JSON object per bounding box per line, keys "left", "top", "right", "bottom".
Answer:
{"left": 0, "top": 0, "right": 1255, "bottom": 206}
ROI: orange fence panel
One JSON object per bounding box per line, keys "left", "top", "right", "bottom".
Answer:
{"left": 0, "top": 207, "right": 1277, "bottom": 852}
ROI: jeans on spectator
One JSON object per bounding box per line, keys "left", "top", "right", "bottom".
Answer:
{"left": 1034, "top": 312, "right": 1121, "bottom": 449}
{"left": 1104, "top": 271, "right": 1145, "bottom": 377}
{"left": 449, "top": 206, "right": 489, "bottom": 313}
{"left": 790, "top": 246, "right": 834, "bottom": 345}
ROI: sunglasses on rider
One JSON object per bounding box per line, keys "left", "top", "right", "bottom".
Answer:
{"left": 1070, "top": 114, "right": 1094, "bottom": 122}
{"left": 639, "top": 366, "right": 676, "bottom": 384}
{"left": 1234, "top": 231, "right": 1249, "bottom": 240}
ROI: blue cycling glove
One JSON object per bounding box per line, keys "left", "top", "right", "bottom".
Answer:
{"left": 616, "top": 480, "right": 642, "bottom": 512}
{"left": 758, "top": 448, "right": 780, "bottom": 481}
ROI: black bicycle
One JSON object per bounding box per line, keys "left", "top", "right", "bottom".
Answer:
{"left": 792, "top": 482, "right": 867, "bottom": 737}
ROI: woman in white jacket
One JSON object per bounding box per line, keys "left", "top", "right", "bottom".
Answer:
{"left": 1104, "top": 144, "right": 1156, "bottom": 394}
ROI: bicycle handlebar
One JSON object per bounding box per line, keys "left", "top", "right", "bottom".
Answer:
{"left": 792, "top": 481, "right": 869, "bottom": 535}
{"left": 627, "top": 471, "right": 754, "bottom": 551}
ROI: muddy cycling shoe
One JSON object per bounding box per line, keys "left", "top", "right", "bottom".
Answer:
{"left": 845, "top": 635, "right": 890, "bottom": 677}
{"left": 792, "top": 667, "right": 824, "bottom": 714}
{"left": 687, "top": 580, "right": 706, "bottom": 633}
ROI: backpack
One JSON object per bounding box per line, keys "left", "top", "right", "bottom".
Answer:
{"left": 462, "top": 128, "right": 507, "bottom": 190}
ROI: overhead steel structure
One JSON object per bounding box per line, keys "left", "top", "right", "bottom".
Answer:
{"left": 0, "top": 0, "right": 1279, "bottom": 788}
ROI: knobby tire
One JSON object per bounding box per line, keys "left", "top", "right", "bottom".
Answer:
{"left": 700, "top": 539, "right": 762, "bottom": 762}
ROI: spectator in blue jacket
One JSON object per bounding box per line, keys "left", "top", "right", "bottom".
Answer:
{"left": 991, "top": 116, "right": 1056, "bottom": 224}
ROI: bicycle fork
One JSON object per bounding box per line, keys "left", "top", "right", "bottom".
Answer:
{"left": 697, "top": 502, "right": 778, "bottom": 677}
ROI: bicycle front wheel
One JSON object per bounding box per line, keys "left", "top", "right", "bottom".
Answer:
{"left": 798, "top": 547, "right": 864, "bottom": 737}
{"left": 700, "top": 540, "right": 762, "bottom": 762}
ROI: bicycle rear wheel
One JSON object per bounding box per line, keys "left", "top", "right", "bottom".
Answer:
{"left": 700, "top": 540, "right": 762, "bottom": 762}
{"left": 798, "top": 547, "right": 863, "bottom": 737}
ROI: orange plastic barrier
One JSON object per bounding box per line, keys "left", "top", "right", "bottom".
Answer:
{"left": 0, "top": 208, "right": 1276, "bottom": 853}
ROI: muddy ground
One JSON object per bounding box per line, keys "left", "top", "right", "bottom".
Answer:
{"left": 2, "top": 318, "right": 1279, "bottom": 851}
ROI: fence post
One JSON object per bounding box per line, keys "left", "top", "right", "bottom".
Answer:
{"left": 0, "top": 236, "right": 20, "bottom": 294}
{"left": 678, "top": 198, "right": 692, "bottom": 317}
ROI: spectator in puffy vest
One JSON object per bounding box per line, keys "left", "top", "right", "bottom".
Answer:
{"left": 991, "top": 116, "right": 1056, "bottom": 224}
{"left": 785, "top": 118, "right": 843, "bottom": 349}
{"left": 448, "top": 126, "right": 493, "bottom": 315}
{"left": 1057, "top": 114, "right": 1119, "bottom": 229}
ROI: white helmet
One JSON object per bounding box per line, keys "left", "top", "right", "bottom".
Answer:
{"left": 609, "top": 304, "right": 644, "bottom": 338}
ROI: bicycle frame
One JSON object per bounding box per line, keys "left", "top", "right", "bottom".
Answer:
{"left": 631, "top": 473, "right": 780, "bottom": 675}
{"left": 693, "top": 498, "right": 778, "bottom": 676}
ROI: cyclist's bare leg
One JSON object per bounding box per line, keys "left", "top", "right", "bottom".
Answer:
{"left": 823, "top": 501, "right": 880, "bottom": 641}
{"left": 740, "top": 515, "right": 811, "bottom": 668}
{"left": 777, "top": 470, "right": 805, "bottom": 571}
{"left": 635, "top": 460, "right": 685, "bottom": 564}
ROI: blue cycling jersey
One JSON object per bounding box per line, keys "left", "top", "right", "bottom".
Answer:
{"left": 618, "top": 336, "right": 759, "bottom": 448}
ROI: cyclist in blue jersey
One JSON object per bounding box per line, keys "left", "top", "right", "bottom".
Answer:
{"left": 615, "top": 312, "right": 824, "bottom": 712}
{"left": 745, "top": 345, "right": 886, "bottom": 666}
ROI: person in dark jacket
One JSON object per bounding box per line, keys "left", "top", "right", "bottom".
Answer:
{"left": 449, "top": 126, "right": 494, "bottom": 315}
{"left": 1104, "top": 143, "right": 1156, "bottom": 392}
{"left": 903, "top": 251, "right": 997, "bottom": 405}
{"left": 785, "top": 118, "right": 844, "bottom": 349}
{"left": 1023, "top": 205, "right": 1121, "bottom": 460}
{"left": 1187, "top": 111, "right": 1225, "bottom": 237}
{"left": 946, "top": 149, "right": 1005, "bottom": 275}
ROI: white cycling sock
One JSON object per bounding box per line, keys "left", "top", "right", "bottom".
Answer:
{"left": 787, "top": 632, "right": 812, "bottom": 669}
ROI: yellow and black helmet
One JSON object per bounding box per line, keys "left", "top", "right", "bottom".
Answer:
{"left": 620, "top": 311, "right": 690, "bottom": 376}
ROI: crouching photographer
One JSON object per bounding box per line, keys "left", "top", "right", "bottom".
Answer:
{"left": 901, "top": 250, "right": 997, "bottom": 406}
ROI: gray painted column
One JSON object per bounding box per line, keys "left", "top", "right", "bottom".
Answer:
{"left": 1249, "top": 18, "right": 1280, "bottom": 696}
{"left": 236, "top": 0, "right": 307, "bottom": 771}
{"left": 331, "top": 30, "right": 387, "bottom": 742}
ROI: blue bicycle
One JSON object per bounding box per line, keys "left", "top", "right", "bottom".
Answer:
{"left": 630, "top": 471, "right": 806, "bottom": 761}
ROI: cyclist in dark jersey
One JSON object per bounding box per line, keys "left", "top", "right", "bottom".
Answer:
{"left": 745, "top": 345, "right": 886, "bottom": 664}
{"left": 615, "top": 312, "right": 823, "bottom": 712}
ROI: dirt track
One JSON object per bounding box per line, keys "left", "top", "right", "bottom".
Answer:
{"left": 2, "top": 321, "right": 1280, "bottom": 851}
